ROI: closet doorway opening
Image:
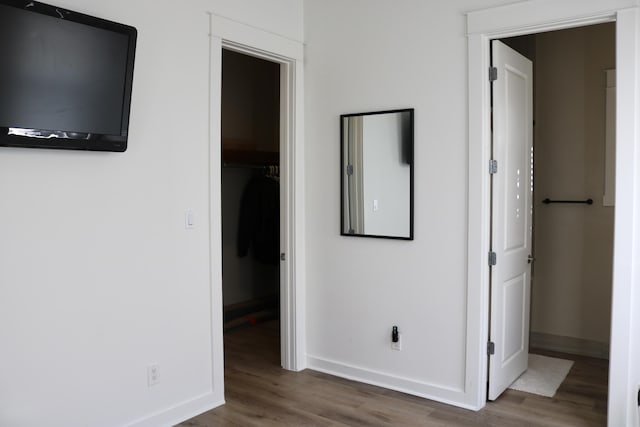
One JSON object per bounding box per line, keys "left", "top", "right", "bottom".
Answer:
{"left": 221, "top": 48, "right": 282, "bottom": 368}
{"left": 487, "top": 23, "right": 615, "bottom": 415}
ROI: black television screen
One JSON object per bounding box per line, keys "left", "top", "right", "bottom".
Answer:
{"left": 0, "top": 1, "right": 137, "bottom": 152}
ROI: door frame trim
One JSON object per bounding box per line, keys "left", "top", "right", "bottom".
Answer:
{"left": 207, "top": 13, "right": 307, "bottom": 403}
{"left": 466, "top": 3, "right": 639, "bottom": 423}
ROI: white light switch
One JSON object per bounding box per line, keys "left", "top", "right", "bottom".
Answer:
{"left": 185, "top": 210, "right": 195, "bottom": 229}
{"left": 373, "top": 199, "right": 379, "bottom": 212}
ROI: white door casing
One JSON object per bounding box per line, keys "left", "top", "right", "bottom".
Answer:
{"left": 208, "top": 14, "right": 307, "bottom": 403}
{"left": 488, "top": 40, "right": 533, "bottom": 401}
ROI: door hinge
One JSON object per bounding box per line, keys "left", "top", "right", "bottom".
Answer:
{"left": 346, "top": 164, "right": 354, "bottom": 176}
{"left": 488, "top": 251, "right": 497, "bottom": 266}
{"left": 489, "top": 159, "right": 498, "bottom": 175}
{"left": 489, "top": 67, "right": 498, "bottom": 81}
{"left": 487, "top": 341, "right": 495, "bottom": 356}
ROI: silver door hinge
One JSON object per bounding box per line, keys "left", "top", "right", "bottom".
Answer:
{"left": 488, "top": 251, "right": 497, "bottom": 266}
{"left": 489, "top": 159, "right": 498, "bottom": 175}
{"left": 346, "top": 164, "right": 354, "bottom": 176}
{"left": 487, "top": 341, "right": 495, "bottom": 356}
{"left": 489, "top": 67, "right": 498, "bottom": 81}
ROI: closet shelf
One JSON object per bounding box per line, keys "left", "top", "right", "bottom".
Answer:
{"left": 222, "top": 137, "right": 278, "bottom": 166}
{"left": 223, "top": 149, "right": 278, "bottom": 166}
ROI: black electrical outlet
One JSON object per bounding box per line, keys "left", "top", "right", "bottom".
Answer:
{"left": 392, "top": 326, "right": 399, "bottom": 343}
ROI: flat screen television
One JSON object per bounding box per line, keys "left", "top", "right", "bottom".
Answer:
{"left": 0, "top": 1, "right": 137, "bottom": 152}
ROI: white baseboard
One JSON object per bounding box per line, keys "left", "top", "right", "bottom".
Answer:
{"left": 126, "top": 392, "right": 224, "bottom": 427}
{"left": 307, "top": 355, "right": 476, "bottom": 411}
{"left": 530, "top": 332, "right": 609, "bottom": 359}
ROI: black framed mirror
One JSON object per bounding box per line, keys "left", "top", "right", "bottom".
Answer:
{"left": 340, "top": 108, "right": 414, "bottom": 240}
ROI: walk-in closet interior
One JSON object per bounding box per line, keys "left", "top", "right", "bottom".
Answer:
{"left": 221, "top": 49, "right": 281, "bottom": 338}
{"left": 504, "top": 23, "right": 615, "bottom": 360}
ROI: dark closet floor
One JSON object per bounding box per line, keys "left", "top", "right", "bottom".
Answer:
{"left": 223, "top": 295, "right": 278, "bottom": 332}
{"left": 178, "top": 322, "right": 608, "bottom": 426}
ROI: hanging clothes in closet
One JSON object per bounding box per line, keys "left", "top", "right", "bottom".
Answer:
{"left": 237, "top": 169, "right": 279, "bottom": 265}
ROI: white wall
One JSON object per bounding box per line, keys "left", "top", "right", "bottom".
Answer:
{"left": 304, "top": 0, "right": 529, "bottom": 407}
{"left": 0, "top": 1, "right": 302, "bottom": 426}
{"left": 531, "top": 24, "right": 615, "bottom": 353}
{"left": 206, "top": 0, "right": 303, "bottom": 44}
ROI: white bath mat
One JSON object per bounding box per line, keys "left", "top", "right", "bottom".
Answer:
{"left": 508, "top": 354, "right": 574, "bottom": 397}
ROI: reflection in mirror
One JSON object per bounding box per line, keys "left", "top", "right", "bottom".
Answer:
{"left": 341, "top": 109, "right": 414, "bottom": 240}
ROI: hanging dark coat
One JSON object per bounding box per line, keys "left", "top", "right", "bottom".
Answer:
{"left": 237, "top": 175, "right": 279, "bottom": 264}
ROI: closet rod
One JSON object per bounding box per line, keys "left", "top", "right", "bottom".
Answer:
{"left": 222, "top": 162, "right": 278, "bottom": 169}
{"left": 542, "top": 198, "right": 593, "bottom": 205}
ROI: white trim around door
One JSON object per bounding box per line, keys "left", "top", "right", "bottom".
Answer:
{"left": 207, "top": 13, "right": 307, "bottom": 403}
{"left": 465, "top": 2, "right": 640, "bottom": 426}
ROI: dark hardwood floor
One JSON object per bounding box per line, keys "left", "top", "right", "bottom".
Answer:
{"left": 178, "top": 321, "right": 608, "bottom": 426}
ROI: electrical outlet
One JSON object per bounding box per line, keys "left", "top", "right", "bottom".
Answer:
{"left": 391, "top": 333, "right": 402, "bottom": 351}
{"left": 147, "top": 364, "right": 159, "bottom": 386}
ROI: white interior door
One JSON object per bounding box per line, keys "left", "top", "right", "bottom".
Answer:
{"left": 488, "top": 40, "right": 533, "bottom": 401}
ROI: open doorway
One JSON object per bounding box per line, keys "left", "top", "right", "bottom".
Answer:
{"left": 467, "top": 3, "right": 638, "bottom": 422}
{"left": 221, "top": 48, "right": 282, "bottom": 367}
{"left": 488, "top": 23, "right": 614, "bottom": 414}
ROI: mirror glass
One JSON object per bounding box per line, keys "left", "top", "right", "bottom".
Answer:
{"left": 341, "top": 109, "right": 414, "bottom": 240}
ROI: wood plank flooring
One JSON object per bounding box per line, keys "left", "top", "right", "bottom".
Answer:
{"left": 177, "top": 321, "right": 608, "bottom": 426}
